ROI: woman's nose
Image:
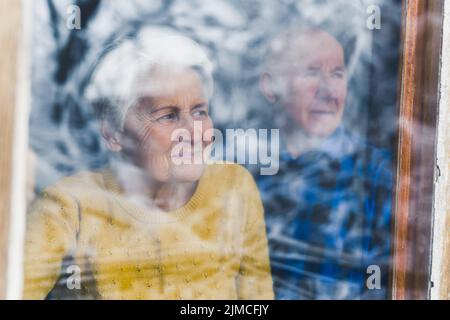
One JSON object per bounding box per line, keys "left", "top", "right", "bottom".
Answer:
{"left": 178, "top": 114, "right": 203, "bottom": 142}
{"left": 179, "top": 113, "right": 194, "bottom": 132}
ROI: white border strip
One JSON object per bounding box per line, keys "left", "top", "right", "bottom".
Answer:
{"left": 6, "top": 0, "right": 32, "bottom": 300}
{"left": 430, "top": 0, "right": 450, "bottom": 301}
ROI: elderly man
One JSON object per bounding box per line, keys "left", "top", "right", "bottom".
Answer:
{"left": 258, "top": 27, "right": 393, "bottom": 299}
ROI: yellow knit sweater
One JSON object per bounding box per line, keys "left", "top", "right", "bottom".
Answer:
{"left": 23, "top": 163, "right": 274, "bottom": 300}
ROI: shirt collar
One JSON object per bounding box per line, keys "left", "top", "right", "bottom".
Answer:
{"left": 280, "top": 126, "right": 358, "bottom": 162}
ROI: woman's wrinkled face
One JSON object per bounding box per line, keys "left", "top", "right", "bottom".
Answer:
{"left": 119, "top": 67, "right": 213, "bottom": 183}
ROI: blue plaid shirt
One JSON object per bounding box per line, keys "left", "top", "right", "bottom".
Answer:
{"left": 256, "top": 127, "right": 393, "bottom": 300}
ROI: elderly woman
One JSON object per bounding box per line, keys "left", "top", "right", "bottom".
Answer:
{"left": 23, "top": 28, "right": 273, "bottom": 300}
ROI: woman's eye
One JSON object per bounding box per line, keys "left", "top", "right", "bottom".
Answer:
{"left": 192, "top": 110, "right": 208, "bottom": 118}
{"left": 157, "top": 113, "right": 177, "bottom": 122}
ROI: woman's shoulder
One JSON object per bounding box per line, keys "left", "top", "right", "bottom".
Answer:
{"left": 202, "top": 163, "right": 264, "bottom": 221}
{"left": 206, "top": 161, "right": 253, "bottom": 178}
{"left": 38, "top": 170, "right": 106, "bottom": 200}
{"left": 204, "top": 162, "right": 258, "bottom": 191}
{"left": 27, "top": 170, "right": 108, "bottom": 224}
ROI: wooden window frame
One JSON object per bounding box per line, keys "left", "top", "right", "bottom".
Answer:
{"left": 0, "top": 0, "right": 23, "bottom": 300}
{"left": 392, "top": 0, "right": 445, "bottom": 300}
{"left": 430, "top": 0, "right": 450, "bottom": 300}
{"left": 0, "top": 0, "right": 447, "bottom": 300}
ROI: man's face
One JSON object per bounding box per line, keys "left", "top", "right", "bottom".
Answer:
{"left": 277, "top": 32, "right": 347, "bottom": 138}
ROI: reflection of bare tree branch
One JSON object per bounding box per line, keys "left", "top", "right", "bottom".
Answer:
{"left": 55, "top": 0, "right": 102, "bottom": 84}
{"left": 47, "top": 0, "right": 60, "bottom": 43}
{"left": 78, "top": 0, "right": 177, "bottom": 95}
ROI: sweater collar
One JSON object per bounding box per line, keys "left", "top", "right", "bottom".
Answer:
{"left": 101, "top": 165, "right": 211, "bottom": 224}
{"left": 281, "top": 126, "right": 358, "bottom": 161}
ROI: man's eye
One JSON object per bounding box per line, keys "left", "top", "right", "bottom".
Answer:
{"left": 303, "top": 69, "right": 320, "bottom": 77}
{"left": 333, "top": 71, "right": 345, "bottom": 79}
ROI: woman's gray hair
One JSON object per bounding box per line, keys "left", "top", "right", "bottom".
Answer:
{"left": 85, "top": 27, "right": 214, "bottom": 130}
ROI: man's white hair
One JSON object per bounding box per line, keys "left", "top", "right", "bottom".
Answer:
{"left": 85, "top": 27, "right": 214, "bottom": 130}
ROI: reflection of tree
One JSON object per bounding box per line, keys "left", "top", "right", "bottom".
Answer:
{"left": 33, "top": 1, "right": 105, "bottom": 186}
{"left": 50, "top": 0, "right": 102, "bottom": 84}
{"left": 28, "top": 0, "right": 405, "bottom": 300}
{"left": 31, "top": 0, "right": 401, "bottom": 192}
{"left": 47, "top": 0, "right": 104, "bottom": 134}
{"left": 32, "top": 1, "right": 187, "bottom": 190}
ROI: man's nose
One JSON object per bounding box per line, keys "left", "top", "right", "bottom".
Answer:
{"left": 317, "top": 73, "right": 335, "bottom": 100}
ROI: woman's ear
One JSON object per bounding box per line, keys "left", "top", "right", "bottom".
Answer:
{"left": 260, "top": 72, "right": 279, "bottom": 104}
{"left": 100, "top": 120, "right": 123, "bottom": 152}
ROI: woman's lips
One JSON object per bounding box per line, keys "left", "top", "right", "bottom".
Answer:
{"left": 172, "top": 143, "right": 206, "bottom": 159}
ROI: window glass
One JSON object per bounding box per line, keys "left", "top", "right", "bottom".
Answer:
{"left": 24, "top": 0, "right": 405, "bottom": 300}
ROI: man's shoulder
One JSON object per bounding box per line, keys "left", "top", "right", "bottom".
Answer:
{"left": 340, "top": 130, "right": 393, "bottom": 187}
{"left": 342, "top": 129, "right": 392, "bottom": 163}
